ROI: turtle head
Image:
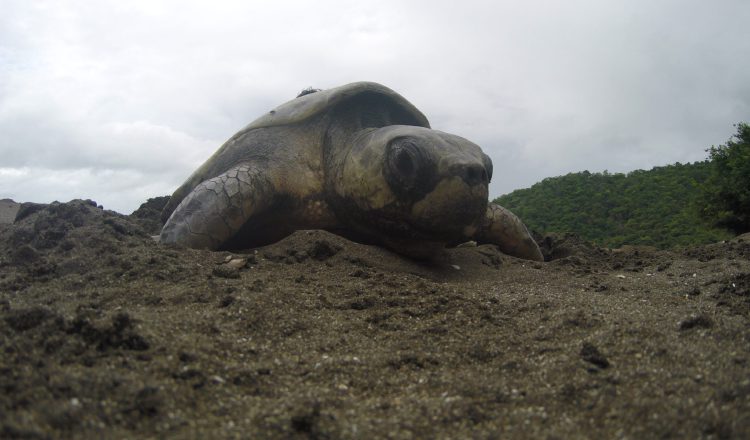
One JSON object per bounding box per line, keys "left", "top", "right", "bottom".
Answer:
{"left": 332, "top": 125, "right": 491, "bottom": 251}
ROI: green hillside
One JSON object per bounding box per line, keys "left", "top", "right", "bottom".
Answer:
{"left": 493, "top": 162, "right": 733, "bottom": 249}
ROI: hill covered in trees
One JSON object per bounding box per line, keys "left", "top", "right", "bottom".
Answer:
{"left": 493, "top": 162, "right": 733, "bottom": 249}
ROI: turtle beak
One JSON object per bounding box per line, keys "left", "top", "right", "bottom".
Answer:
{"left": 409, "top": 175, "right": 488, "bottom": 238}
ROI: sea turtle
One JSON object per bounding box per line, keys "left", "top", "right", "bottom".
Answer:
{"left": 160, "top": 82, "right": 543, "bottom": 261}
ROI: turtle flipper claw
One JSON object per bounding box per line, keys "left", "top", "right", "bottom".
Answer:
{"left": 474, "top": 203, "right": 544, "bottom": 262}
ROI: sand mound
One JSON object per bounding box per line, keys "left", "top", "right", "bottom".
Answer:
{"left": 1, "top": 200, "right": 748, "bottom": 438}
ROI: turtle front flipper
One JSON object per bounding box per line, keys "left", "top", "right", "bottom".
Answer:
{"left": 474, "top": 203, "right": 544, "bottom": 262}
{"left": 160, "top": 164, "right": 275, "bottom": 250}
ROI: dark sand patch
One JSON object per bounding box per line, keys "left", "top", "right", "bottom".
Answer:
{"left": 1, "top": 200, "right": 748, "bottom": 438}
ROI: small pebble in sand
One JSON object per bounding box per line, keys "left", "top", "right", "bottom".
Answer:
{"left": 226, "top": 258, "right": 248, "bottom": 269}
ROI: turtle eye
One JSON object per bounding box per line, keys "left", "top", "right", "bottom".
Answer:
{"left": 385, "top": 139, "right": 432, "bottom": 198}
{"left": 387, "top": 140, "right": 421, "bottom": 186}
{"left": 394, "top": 147, "right": 416, "bottom": 177}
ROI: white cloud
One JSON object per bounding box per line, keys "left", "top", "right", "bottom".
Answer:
{"left": 1, "top": 0, "right": 749, "bottom": 213}
{"left": 0, "top": 166, "right": 170, "bottom": 213}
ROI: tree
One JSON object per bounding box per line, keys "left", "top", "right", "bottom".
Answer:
{"left": 493, "top": 160, "right": 731, "bottom": 249}
{"left": 702, "top": 123, "right": 750, "bottom": 234}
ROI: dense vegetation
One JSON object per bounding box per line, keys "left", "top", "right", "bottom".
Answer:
{"left": 701, "top": 123, "right": 750, "bottom": 234}
{"left": 494, "top": 162, "right": 733, "bottom": 249}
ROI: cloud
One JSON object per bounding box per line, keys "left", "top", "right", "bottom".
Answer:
{"left": 0, "top": 166, "right": 167, "bottom": 214}
{"left": 1, "top": 0, "right": 749, "bottom": 213}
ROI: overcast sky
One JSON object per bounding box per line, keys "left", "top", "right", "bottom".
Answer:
{"left": 1, "top": 0, "right": 749, "bottom": 213}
